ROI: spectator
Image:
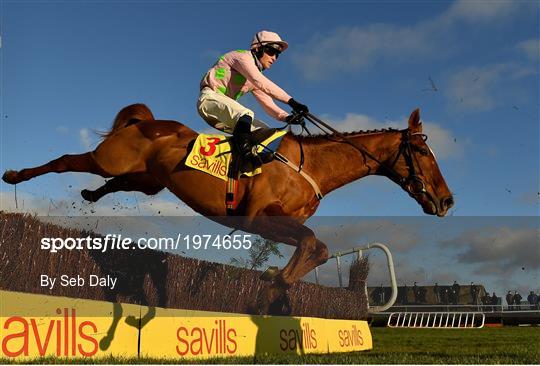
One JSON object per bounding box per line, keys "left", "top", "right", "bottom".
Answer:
{"left": 470, "top": 282, "right": 478, "bottom": 304}
{"left": 452, "top": 281, "right": 460, "bottom": 305}
{"left": 379, "top": 284, "right": 385, "bottom": 305}
{"left": 370, "top": 289, "right": 379, "bottom": 304}
{"left": 506, "top": 291, "right": 514, "bottom": 310}
{"left": 490, "top": 292, "right": 498, "bottom": 312}
{"left": 396, "top": 286, "right": 403, "bottom": 305}
{"left": 418, "top": 287, "right": 427, "bottom": 304}
{"left": 527, "top": 291, "right": 537, "bottom": 310}
{"left": 434, "top": 283, "right": 440, "bottom": 304}
{"left": 443, "top": 287, "right": 450, "bottom": 305}
{"left": 413, "top": 282, "right": 419, "bottom": 304}
{"left": 514, "top": 291, "right": 522, "bottom": 310}
{"left": 402, "top": 283, "right": 408, "bottom": 304}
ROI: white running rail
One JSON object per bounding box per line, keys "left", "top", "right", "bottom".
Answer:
{"left": 315, "top": 242, "right": 398, "bottom": 313}
{"left": 387, "top": 312, "right": 485, "bottom": 328}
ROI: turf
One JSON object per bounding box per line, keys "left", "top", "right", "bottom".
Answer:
{"left": 2, "top": 327, "right": 539, "bottom": 364}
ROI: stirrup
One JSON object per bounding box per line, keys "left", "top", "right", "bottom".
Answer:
{"left": 234, "top": 134, "right": 258, "bottom": 160}
{"left": 258, "top": 151, "right": 274, "bottom": 164}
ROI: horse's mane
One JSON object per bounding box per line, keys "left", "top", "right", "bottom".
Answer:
{"left": 292, "top": 127, "right": 402, "bottom": 142}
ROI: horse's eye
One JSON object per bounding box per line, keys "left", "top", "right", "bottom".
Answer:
{"left": 408, "top": 179, "right": 425, "bottom": 195}
{"left": 413, "top": 145, "right": 429, "bottom": 156}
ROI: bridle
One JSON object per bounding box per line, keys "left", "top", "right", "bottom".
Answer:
{"left": 389, "top": 131, "right": 436, "bottom": 203}
{"left": 294, "top": 113, "right": 439, "bottom": 211}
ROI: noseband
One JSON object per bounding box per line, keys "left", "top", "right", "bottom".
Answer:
{"left": 388, "top": 131, "right": 439, "bottom": 210}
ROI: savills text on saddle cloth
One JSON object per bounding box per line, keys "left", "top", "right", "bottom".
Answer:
{"left": 185, "top": 131, "right": 287, "bottom": 181}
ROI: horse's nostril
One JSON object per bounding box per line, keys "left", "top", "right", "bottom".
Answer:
{"left": 442, "top": 196, "right": 454, "bottom": 209}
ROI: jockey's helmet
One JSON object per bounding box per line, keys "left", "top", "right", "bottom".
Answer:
{"left": 250, "top": 30, "right": 288, "bottom": 53}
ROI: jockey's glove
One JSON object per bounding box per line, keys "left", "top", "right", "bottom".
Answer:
{"left": 287, "top": 98, "right": 309, "bottom": 114}
{"left": 285, "top": 114, "right": 305, "bottom": 125}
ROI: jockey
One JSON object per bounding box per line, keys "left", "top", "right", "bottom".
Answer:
{"left": 198, "top": 30, "right": 309, "bottom": 164}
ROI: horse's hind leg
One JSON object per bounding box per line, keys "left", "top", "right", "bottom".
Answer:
{"left": 4, "top": 124, "right": 153, "bottom": 185}
{"left": 2, "top": 152, "right": 109, "bottom": 185}
{"left": 81, "top": 173, "right": 165, "bottom": 202}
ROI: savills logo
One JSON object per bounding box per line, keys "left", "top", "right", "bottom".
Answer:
{"left": 1, "top": 308, "right": 98, "bottom": 357}
{"left": 338, "top": 324, "right": 364, "bottom": 347}
{"left": 189, "top": 155, "right": 227, "bottom": 177}
{"left": 176, "top": 319, "right": 237, "bottom": 356}
{"left": 279, "top": 322, "right": 318, "bottom": 351}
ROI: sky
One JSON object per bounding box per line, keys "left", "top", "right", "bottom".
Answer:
{"left": 0, "top": 0, "right": 539, "bottom": 302}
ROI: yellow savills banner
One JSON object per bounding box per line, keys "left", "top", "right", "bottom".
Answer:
{"left": 1, "top": 290, "right": 372, "bottom": 360}
{"left": 139, "top": 309, "right": 333, "bottom": 359}
{"left": 325, "top": 318, "right": 372, "bottom": 353}
{"left": 0, "top": 291, "right": 139, "bottom": 359}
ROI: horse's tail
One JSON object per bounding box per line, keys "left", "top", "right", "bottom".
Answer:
{"left": 98, "top": 103, "right": 155, "bottom": 138}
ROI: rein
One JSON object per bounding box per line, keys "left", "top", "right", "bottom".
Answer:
{"left": 299, "top": 112, "right": 432, "bottom": 201}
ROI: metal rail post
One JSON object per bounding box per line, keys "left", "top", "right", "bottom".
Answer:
{"left": 336, "top": 255, "right": 343, "bottom": 288}
{"left": 324, "top": 242, "right": 398, "bottom": 313}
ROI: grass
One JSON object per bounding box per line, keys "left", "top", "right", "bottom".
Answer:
{"left": 2, "top": 327, "right": 539, "bottom": 364}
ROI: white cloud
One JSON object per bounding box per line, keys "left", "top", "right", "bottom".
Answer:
{"left": 79, "top": 128, "right": 93, "bottom": 150}
{"left": 291, "top": 1, "right": 532, "bottom": 80}
{"left": 0, "top": 188, "right": 198, "bottom": 244}
{"left": 292, "top": 24, "right": 434, "bottom": 81}
{"left": 442, "top": 226, "right": 540, "bottom": 272}
{"left": 314, "top": 220, "right": 422, "bottom": 253}
{"left": 0, "top": 190, "right": 196, "bottom": 218}
{"left": 443, "top": 0, "right": 525, "bottom": 24}
{"left": 445, "top": 63, "right": 536, "bottom": 111}
{"left": 423, "top": 122, "right": 465, "bottom": 160}
{"left": 516, "top": 38, "right": 540, "bottom": 61}
{"left": 327, "top": 112, "right": 462, "bottom": 159}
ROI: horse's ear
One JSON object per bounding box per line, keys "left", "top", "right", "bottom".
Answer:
{"left": 408, "top": 108, "right": 422, "bottom": 133}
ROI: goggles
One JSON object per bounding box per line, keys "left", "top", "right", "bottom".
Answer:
{"left": 263, "top": 43, "right": 282, "bottom": 58}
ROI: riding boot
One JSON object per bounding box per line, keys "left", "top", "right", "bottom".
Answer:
{"left": 233, "top": 115, "right": 260, "bottom": 166}
{"left": 234, "top": 115, "right": 274, "bottom": 167}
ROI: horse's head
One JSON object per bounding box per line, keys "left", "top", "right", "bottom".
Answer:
{"left": 390, "top": 109, "right": 454, "bottom": 217}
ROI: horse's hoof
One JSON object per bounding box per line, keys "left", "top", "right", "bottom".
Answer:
{"left": 259, "top": 266, "right": 279, "bottom": 282}
{"left": 2, "top": 170, "right": 21, "bottom": 185}
{"left": 268, "top": 289, "right": 292, "bottom": 316}
{"left": 278, "top": 296, "right": 292, "bottom": 316}
{"left": 81, "top": 189, "right": 97, "bottom": 202}
{"left": 256, "top": 283, "right": 292, "bottom": 315}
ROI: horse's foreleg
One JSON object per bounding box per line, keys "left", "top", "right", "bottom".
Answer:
{"left": 81, "top": 173, "right": 165, "bottom": 202}
{"left": 2, "top": 153, "right": 109, "bottom": 185}
{"left": 278, "top": 230, "right": 329, "bottom": 287}
{"left": 246, "top": 216, "right": 329, "bottom": 286}
{"left": 244, "top": 216, "right": 329, "bottom": 315}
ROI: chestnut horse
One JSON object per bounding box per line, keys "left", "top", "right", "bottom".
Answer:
{"left": 2, "top": 104, "right": 453, "bottom": 314}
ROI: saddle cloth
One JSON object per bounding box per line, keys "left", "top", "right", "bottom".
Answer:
{"left": 185, "top": 130, "right": 287, "bottom": 181}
